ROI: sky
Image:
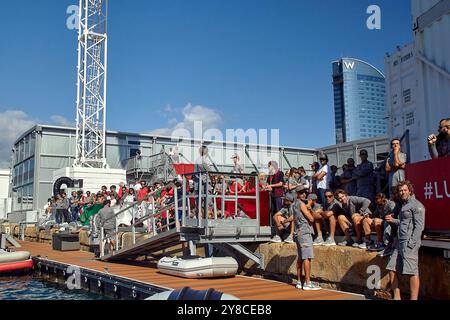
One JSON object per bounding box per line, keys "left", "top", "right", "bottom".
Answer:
{"left": 0, "top": 0, "right": 413, "bottom": 166}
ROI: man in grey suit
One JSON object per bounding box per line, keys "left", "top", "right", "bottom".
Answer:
{"left": 386, "top": 181, "right": 425, "bottom": 300}
{"left": 334, "top": 189, "right": 372, "bottom": 249}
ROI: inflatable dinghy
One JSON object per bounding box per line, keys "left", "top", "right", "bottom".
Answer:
{"left": 157, "top": 256, "right": 238, "bottom": 279}
{"left": 0, "top": 251, "right": 33, "bottom": 274}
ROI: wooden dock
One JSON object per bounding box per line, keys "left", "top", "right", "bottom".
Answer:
{"left": 17, "top": 241, "right": 364, "bottom": 300}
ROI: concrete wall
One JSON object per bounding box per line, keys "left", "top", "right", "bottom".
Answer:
{"left": 240, "top": 243, "right": 450, "bottom": 300}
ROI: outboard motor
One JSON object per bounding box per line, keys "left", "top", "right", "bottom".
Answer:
{"left": 146, "top": 287, "right": 239, "bottom": 300}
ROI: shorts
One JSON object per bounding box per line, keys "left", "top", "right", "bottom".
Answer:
{"left": 386, "top": 241, "right": 420, "bottom": 276}
{"left": 104, "top": 228, "right": 116, "bottom": 239}
{"left": 338, "top": 215, "right": 353, "bottom": 228}
{"left": 295, "top": 233, "right": 314, "bottom": 260}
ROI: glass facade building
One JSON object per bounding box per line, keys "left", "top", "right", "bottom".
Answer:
{"left": 332, "top": 58, "right": 387, "bottom": 144}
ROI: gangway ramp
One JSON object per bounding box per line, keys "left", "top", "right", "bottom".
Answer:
{"left": 101, "top": 227, "right": 203, "bottom": 262}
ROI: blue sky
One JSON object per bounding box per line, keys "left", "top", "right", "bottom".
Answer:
{"left": 0, "top": 0, "right": 412, "bottom": 159}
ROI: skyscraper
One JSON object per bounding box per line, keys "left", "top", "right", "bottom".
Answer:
{"left": 332, "top": 58, "right": 387, "bottom": 144}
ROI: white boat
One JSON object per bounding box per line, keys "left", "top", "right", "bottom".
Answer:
{"left": 0, "top": 250, "right": 33, "bottom": 274}
{"left": 0, "top": 251, "right": 30, "bottom": 264}
{"left": 157, "top": 256, "right": 239, "bottom": 279}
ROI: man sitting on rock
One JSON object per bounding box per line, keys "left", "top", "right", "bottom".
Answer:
{"left": 312, "top": 190, "right": 343, "bottom": 246}
{"left": 363, "top": 193, "right": 396, "bottom": 252}
{"left": 270, "top": 194, "right": 296, "bottom": 244}
{"left": 335, "top": 189, "right": 372, "bottom": 249}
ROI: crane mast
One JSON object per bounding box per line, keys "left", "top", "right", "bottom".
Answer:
{"left": 74, "top": 0, "right": 108, "bottom": 168}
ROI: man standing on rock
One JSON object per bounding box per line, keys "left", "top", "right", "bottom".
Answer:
{"left": 385, "top": 181, "right": 425, "bottom": 300}
{"left": 285, "top": 192, "right": 321, "bottom": 291}
{"left": 386, "top": 138, "right": 407, "bottom": 197}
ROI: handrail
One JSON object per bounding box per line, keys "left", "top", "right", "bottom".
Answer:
{"left": 184, "top": 171, "right": 259, "bottom": 178}
{"left": 101, "top": 201, "right": 176, "bottom": 242}
{"left": 99, "top": 171, "right": 263, "bottom": 258}
{"left": 100, "top": 201, "right": 177, "bottom": 257}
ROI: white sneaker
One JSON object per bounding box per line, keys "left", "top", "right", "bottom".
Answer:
{"left": 323, "top": 238, "right": 336, "bottom": 246}
{"left": 295, "top": 282, "right": 303, "bottom": 290}
{"left": 284, "top": 235, "right": 294, "bottom": 244}
{"left": 313, "top": 237, "right": 324, "bottom": 246}
{"left": 302, "top": 282, "right": 321, "bottom": 291}
{"left": 270, "top": 235, "right": 282, "bottom": 243}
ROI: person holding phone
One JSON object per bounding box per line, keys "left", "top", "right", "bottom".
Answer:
{"left": 428, "top": 118, "right": 450, "bottom": 159}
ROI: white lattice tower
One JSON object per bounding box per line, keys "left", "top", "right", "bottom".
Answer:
{"left": 74, "top": 0, "right": 109, "bottom": 168}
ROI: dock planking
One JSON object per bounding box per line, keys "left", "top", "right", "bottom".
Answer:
{"left": 17, "top": 241, "right": 364, "bottom": 300}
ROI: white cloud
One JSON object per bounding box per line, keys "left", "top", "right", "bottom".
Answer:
{"left": 0, "top": 110, "right": 37, "bottom": 168}
{"left": 50, "top": 115, "right": 75, "bottom": 127}
{"left": 0, "top": 110, "right": 76, "bottom": 168}
{"left": 148, "top": 103, "right": 222, "bottom": 137}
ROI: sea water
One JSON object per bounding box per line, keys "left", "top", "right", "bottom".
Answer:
{"left": 0, "top": 276, "right": 109, "bottom": 300}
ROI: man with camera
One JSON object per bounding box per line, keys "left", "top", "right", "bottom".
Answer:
{"left": 428, "top": 118, "right": 450, "bottom": 159}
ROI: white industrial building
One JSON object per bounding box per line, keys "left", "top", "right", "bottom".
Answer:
{"left": 0, "top": 169, "right": 11, "bottom": 220}
{"left": 385, "top": 0, "right": 450, "bottom": 163}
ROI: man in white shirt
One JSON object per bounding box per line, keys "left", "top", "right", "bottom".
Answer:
{"left": 313, "top": 154, "right": 330, "bottom": 204}
{"left": 132, "top": 179, "right": 142, "bottom": 193}
{"left": 231, "top": 153, "right": 244, "bottom": 174}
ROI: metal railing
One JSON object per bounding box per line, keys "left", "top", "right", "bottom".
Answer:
{"left": 99, "top": 189, "right": 179, "bottom": 257}
{"left": 98, "top": 171, "right": 263, "bottom": 258}
{"left": 180, "top": 171, "right": 261, "bottom": 235}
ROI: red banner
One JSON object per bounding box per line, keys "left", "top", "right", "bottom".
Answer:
{"left": 406, "top": 157, "right": 450, "bottom": 233}
{"left": 215, "top": 191, "right": 271, "bottom": 226}
{"left": 173, "top": 164, "right": 196, "bottom": 178}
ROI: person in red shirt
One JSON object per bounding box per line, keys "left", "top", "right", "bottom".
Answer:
{"left": 229, "top": 180, "right": 244, "bottom": 194}
{"left": 245, "top": 172, "right": 264, "bottom": 193}
{"left": 137, "top": 185, "right": 149, "bottom": 202}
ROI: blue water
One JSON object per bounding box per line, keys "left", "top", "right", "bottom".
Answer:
{"left": 0, "top": 276, "right": 109, "bottom": 300}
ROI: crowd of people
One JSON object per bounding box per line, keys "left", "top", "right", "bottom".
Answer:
{"left": 41, "top": 118, "right": 449, "bottom": 298}
{"left": 267, "top": 118, "right": 448, "bottom": 297}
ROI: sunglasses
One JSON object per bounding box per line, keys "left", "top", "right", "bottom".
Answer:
{"left": 325, "top": 195, "right": 334, "bottom": 198}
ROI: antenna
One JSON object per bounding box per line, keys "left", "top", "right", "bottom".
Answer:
{"left": 74, "top": 0, "right": 109, "bottom": 168}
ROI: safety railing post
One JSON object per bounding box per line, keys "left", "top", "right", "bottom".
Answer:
{"left": 166, "top": 208, "right": 170, "bottom": 231}
{"left": 182, "top": 175, "right": 186, "bottom": 227}
{"left": 198, "top": 172, "right": 202, "bottom": 228}
{"left": 146, "top": 199, "right": 151, "bottom": 234}
{"left": 152, "top": 197, "right": 156, "bottom": 236}
{"left": 174, "top": 186, "right": 180, "bottom": 231}
{"left": 205, "top": 173, "right": 209, "bottom": 232}
{"left": 213, "top": 193, "right": 218, "bottom": 220}
{"left": 100, "top": 227, "right": 105, "bottom": 257}
{"left": 255, "top": 174, "right": 261, "bottom": 235}
{"left": 234, "top": 176, "right": 238, "bottom": 216}
{"left": 132, "top": 204, "right": 136, "bottom": 245}
{"left": 221, "top": 178, "right": 225, "bottom": 220}
{"left": 115, "top": 217, "right": 119, "bottom": 252}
